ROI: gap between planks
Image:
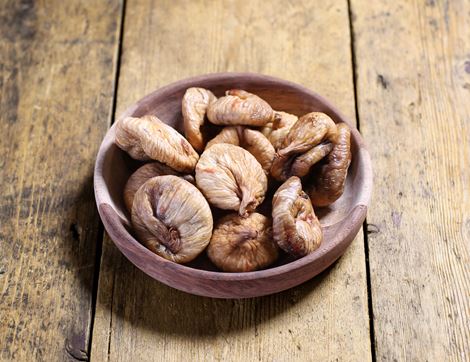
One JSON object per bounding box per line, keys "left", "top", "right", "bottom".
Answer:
{"left": 346, "top": 0, "right": 377, "bottom": 361}
{"left": 87, "top": 0, "right": 127, "bottom": 359}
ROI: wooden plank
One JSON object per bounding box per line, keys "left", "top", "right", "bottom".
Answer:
{"left": 350, "top": 0, "right": 470, "bottom": 360}
{"left": 91, "top": 0, "right": 372, "bottom": 361}
{"left": 0, "top": 1, "right": 122, "bottom": 360}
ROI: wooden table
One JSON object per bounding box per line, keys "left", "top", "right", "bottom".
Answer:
{"left": 1, "top": 0, "right": 469, "bottom": 361}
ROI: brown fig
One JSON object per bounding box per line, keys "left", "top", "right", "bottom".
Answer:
{"left": 207, "top": 213, "right": 279, "bottom": 272}
{"left": 131, "top": 176, "right": 213, "bottom": 264}
{"left": 272, "top": 176, "right": 323, "bottom": 258}
{"left": 306, "top": 123, "right": 351, "bottom": 206}
{"left": 271, "top": 112, "right": 338, "bottom": 181}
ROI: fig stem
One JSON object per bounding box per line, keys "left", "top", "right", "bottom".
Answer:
{"left": 239, "top": 187, "right": 256, "bottom": 217}
{"left": 166, "top": 227, "right": 182, "bottom": 254}
{"left": 233, "top": 229, "right": 258, "bottom": 246}
{"left": 145, "top": 214, "right": 182, "bottom": 254}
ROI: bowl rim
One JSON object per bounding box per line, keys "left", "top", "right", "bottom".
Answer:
{"left": 94, "top": 71, "right": 372, "bottom": 282}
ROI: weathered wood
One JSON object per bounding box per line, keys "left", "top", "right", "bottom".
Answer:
{"left": 0, "top": 1, "right": 122, "bottom": 360}
{"left": 91, "top": 0, "right": 371, "bottom": 361}
{"left": 350, "top": 0, "right": 470, "bottom": 360}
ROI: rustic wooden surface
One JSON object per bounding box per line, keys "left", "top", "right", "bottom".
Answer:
{"left": 1, "top": 0, "right": 469, "bottom": 361}
{"left": 0, "top": 0, "right": 122, "bottom": 360}
{"left": 350, "top": 0, "right": 470, "bottom": 360}
{"left": 91, "top": 0, "right": 371, "bottom": 361}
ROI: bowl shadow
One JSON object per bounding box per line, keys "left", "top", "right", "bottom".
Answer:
{"left": 102, "top": 241, "right": 339, "bottom": 337}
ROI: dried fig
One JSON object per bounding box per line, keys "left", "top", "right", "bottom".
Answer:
{"left": 207, "top": 89, "right": 274, "bottom": 126}
{"left": 205, "top": 126, "right": 239, "bottom": 149}
{"left": 261, "top": 111, "right": 298, "bottom": 150}
{"left": 123, "top": 162, "right": 194, "bottom": 212}
{"left": 206, "top": 126, "right": 275, "bottom": 174}
{"left": 182, "top": 87, "right": 216, "bottom": 152}
{"left": 271, "top": 112, "right": 338, "bottom": 181}
{"left": 290, "top": 142, "right": 334, "bottom": 178}
{"left": 195, "top": 143, "right": 268, "bottom": 217}
{"left": 243, "top": 128, "right": 276, "bottom": 174}
{"left": 115, "top": 115, "right": 199, "bottom": 172}
{"left": 272, "top": 176, "right": 322, "bottom": 258}
{"left": 260, "top": 122, "right": 273, "bottom": 138}
{"left": 306, "top": 123, "right": 351, "bottom": 206}
{"left": 207, "top": 213, "right": 279, "bottom": 272}
{"left": 131, "top": 175, "right": 213, "bottom": 263}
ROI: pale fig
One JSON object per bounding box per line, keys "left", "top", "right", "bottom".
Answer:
{"left": 261, "top": 111, "right": 298, "bottom": 150}
{"left": 207, "top": 89, "right": 274, "bottom": 126}
{"left": 195, "top": 144, "right": 267, "bottom": 217}
{"left": 206, "top": 126, "right": 275, "bottom": 174}
{"left": 182, "top": 87, "right": 216, "bottom": 152}
{"left": 115, "top": 115, "right": 199, "bottom": 172}
{"left": 123, "top": 162, "right": 194, "bottom": 212}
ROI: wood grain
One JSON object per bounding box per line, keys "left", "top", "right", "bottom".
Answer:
{"left": 91, "top": 0, "right": 372, "bottom": 361}
{"left": 350, "top": 0, "right": 470, "bottom": 360}
{"left": 0, "top": 0, "right": 122, "bottom": 360}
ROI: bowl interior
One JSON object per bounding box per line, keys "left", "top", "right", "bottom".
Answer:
{"left": 96, "top": 74, "right": 371, "bottom": 273}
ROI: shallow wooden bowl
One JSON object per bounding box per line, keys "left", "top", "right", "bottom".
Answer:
{"left": 94, "top": 73, "right": 372, "bottom": 298}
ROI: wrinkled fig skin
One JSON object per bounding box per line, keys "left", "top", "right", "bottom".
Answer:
{"left": 208, "top": 213, "right": 278, "bottom": 272}
{"left": 206, "top": 127, "right": 276, "bottom": 174}
{"left": 290, "top": 142, "right": 334, "bottom": 178}
{"left": 272, "top": 176, "right": 323, "bottom": 258}
{"left": 205, "top": 126, "right": 239, "bottom": 149}
{"left": 278, "top": 112, "right": 338, "bottom": 156}
{"left": 182, "top": 87, "right": 216, "bottom": 152}
{"left": 123, "top": 162, "right": 194, "bottom": 212}
{"left": 195, "top": 144, "right": 268, "bottom": 217}
{"left": 261, "top": 111, "right": 298, "bottom": 150}
{"left": 307, "top": 123, "right": 352, "bottom": 207}
{"left": 207, "top": 89, "right": 274, "bottom": 126}
{"left": 115, "top": 115, "right": 199, "bottom": 172}
{"left": 270, "top": 112, "right": 338, "bottom": 181}
{"left": 260, "top": 122, "right": 272, "bottom": 139}
{"left": 131, "top": 176, "right": 213, "bottom": 264}
{"left": 243, "top": 129, "right": 276, "bottom": 174}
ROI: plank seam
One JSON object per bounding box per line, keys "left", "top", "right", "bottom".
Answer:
{"left": 106, "top": 269, "right": 117, "bottom": 362}
{"left": 87, "top": 0, "right": 127, "bottom": 360}
{"left": 346, "top": 1, "right": 377, "bottom": 361}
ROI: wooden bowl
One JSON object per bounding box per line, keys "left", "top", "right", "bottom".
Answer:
{"left": 94, "top": 73, "right": 372, "bottom": 298}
